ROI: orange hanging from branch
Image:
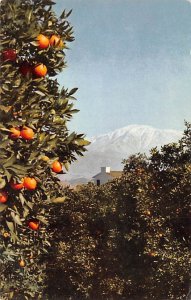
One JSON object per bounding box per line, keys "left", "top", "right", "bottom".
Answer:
{"left": 10, "top": 179, "right": 24, "bottom": 190}
{"left": 28, "top": 221, "right": 39, "bottom": 231}
{"left": 20, "top": 127, "right": 34, "bottom": 140}
{"left": 23, "top": 177, "right": 37, "bottom": 190}
{"left": 37, "top": 34, "right": 49, "bottom": 49}
{"left": 33, "top": 64, "right": 47, "bottom": 77}
{"left": 0, "top": 191, "right": 8, "bottom": 203}
{"left": 9, "top": 127, "right": 21, "bottom": 139}
{"left": 52, "top": 161, "right": 62, "bottom": 173}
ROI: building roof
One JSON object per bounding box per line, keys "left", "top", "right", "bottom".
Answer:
{"left": 93, "top": 170, "right": 122, "bottom": 178}
{"left": 110, "top": 171, "right": 123, "bottom": 178}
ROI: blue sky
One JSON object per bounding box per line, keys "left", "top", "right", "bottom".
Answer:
{"left": 54, "top": 0, "right": 191, "bottom": 137}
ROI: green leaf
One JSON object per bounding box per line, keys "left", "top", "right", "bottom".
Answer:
{"left": 30, "top": 41, "right": 38, "bottom": 46}
{"left": 68, "top": 88, "right": 78, "bottom": 96}
{"left": 26, "top": 201, "right": 34, "bottom": 210}
{"left": 75, "top": 139, "right": 91, "bottom": 146}
{"left": 6, "top": 221, "right": 14, "bottom": 232}
{"left": 35, "top": 90, "right": 46, "bottom": 97}
{"left": 66, "top": 9, "right": 72, "bottom": 18}
{"left": 23, "top": 206, "right": 29, "bottom": 218}
{"left": 3, "top": 155, "right": 17, "bottom": 168}
{"left": 64, "top": 162, "right": 70, "bottom": 171}
{"left": 26, "top": 9, "right": 33, "bottom": 23}
{"left": 36, "top": 216, "right": 48, "bottom": 225}
{"left": 0, "top": 178, "right": 6, "bottom": 189}
{"left": 70, "top": 109, "right": 79, "bottom": 114}
{"left": 51, "top": 196, "right": 67, "bottom": 203}
{"left": 60, "top": 9, "right": 66, "bottom": 19}
{"left": 4, "top": 169, "right": 12, "bottom": 181}
{"left": 11, "top": 212, "right": 22, "bottom": 226}
{"left": 19, "top": 193, "right": 26, "bottom": 205}
{"left": 0, "top": 126, "right": 10, "bottom": 133}
{"left": 0, "top": 203, "right": 7, "bottom": 212}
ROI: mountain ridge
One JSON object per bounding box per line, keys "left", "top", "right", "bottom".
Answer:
{"left": 60, "top": 125, "right": 182, "bottom": 183}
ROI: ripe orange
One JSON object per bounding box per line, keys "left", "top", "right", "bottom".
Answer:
{"left": 3, "top": 232, "right": 10, "bottom": 238}
{"left": 52, "top": 161, "right": 62, "bottom": 173}
{"left": 20, "top": 127, "right": 34, "bottom": 140}
{"left": 2, "top": 49, "right": 17, "bottom": 61}
{"left": 0, "top": 191, "right": 8, "bottom": 203}
{"left": 23, "top": 177, "right": 37, "bottom": 190}
{"left": 19, "top": 260, "right": 25, "bottom": 267}
{"left": 149, "top": 252, "right": 157, "bottom": 257}
{"left": 49, "top": 35, "right": 64, "bottom": 48}
{"left": 9, "top": 127, "right": 21, "bottom": 139}
{"left": 10, "top": 179, "right": 24, "bottom": 190}
{"left": 33, "top": 63, "right": 47, "bottom": 77}
{"left": 37, "top": 34, "right": 49, "bottom": 49}
{"left": 19, "top": 62, "right": 32, "bottom": 76}
{"left": 28, "top": 221, "right": 39, "bottom": 231}
{"left": 145, "top": 210, "right": 151, "bottom": 216}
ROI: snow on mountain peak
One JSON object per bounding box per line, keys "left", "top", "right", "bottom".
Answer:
{"left": 62, "top": 125, "right": 182, "bottom": 182}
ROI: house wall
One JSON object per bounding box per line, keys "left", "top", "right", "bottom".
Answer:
{"left": 93, "top": 173, "right": 113, "bottom": 185}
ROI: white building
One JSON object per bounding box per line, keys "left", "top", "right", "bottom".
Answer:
{"left": 92, "top": 167, "right": 122, "bottom": 186}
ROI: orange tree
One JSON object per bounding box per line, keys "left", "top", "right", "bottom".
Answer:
{"left": 122, "top": 122, "right": 190, "bottom": 299}
{"left": 45, "top": 123, "right": 190, "bottom": 299}
{"left": 0, "top": 0, "right": 89, "bottom": 299}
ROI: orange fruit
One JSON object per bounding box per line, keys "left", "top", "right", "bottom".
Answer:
{"left": 10, "top": 179, "right": 24, "bottom": 190}
{"left": 149, "top": 252, "right": 157, "bottom": 257}
{"left": 37, "top": 34, "right": 49, "bottom": 49}
{"left": 19, "top": 260, "right": 25, "bottom": 267}
{"left": 23, "top": 177, "right": 37, "bottom": 190}
{"left": 20, "top": 127, "right": 34, "bottom": 140}
{"left": 3, "top": 232, "right": 10, "bottom": 238}
{"left": 49, "top": 35, "right": 64, "bottom": 48}
{"left": 0, "top": 191, "right": 8, "bottom": 203}
{"left": 52, "top": 161, "right": 62, "bottom": 173}
{"left": 33, "top": 63, "right": 47, "bottom": 77}
{"left": 9, "top": 127, "right": 21, "bottom": 139}
{"left": 2, "top": 49, "right": 17, "bottom": 61}
{"left": 19, "top": 62, "right": 32, "bottom": 76}
{"left": 28, "top": 221, "right": 39, "bottom": 231}
{"left": 145, "top": 210, "right": 151, "bottom": 216}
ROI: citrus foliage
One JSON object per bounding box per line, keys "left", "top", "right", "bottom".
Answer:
{"left": 0, "top": 0, "right": 89, "bottom": 298}
{"left": 45, "top": 123, "right": 190, "bottom": 300}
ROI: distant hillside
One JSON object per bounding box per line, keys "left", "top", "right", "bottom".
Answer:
{"left": 59, "top": 125, "right": 182, "bottom": 183}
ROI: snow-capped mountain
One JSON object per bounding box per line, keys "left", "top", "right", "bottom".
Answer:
{"left": 61, "top": 125, "right": 182, "bottom": 183}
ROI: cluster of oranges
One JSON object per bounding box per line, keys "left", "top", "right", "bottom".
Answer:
{"left": 19, "top": 62, "right": 47, "bottom": 78}
{"left": 0, "top": 161, "right": 62, "bottom": 203}
{"left": 10, "top": 126, "right": 34, "bottom": 140}
{"left": 37, "top": 34, "right": 64, "bottom": 50}
{"left": 11, "top": 177, "right": 37, "bottom": 191}
{"left": 0, "top": 178, "right": 39, "bottom": 237}
{"left": 0, "top": 177, "right": 37, "bottom": 202}
{"left": 9, "top": 127, "right": 63, "bottom": 172}
{"left": 0, "top": 163, "right": 62, "bottom": 200}
{"left": 2, "top": 33, "right": 64, "bottom": 78}
{"left": 1, "top": 34, "right": 64, "bottom": 242}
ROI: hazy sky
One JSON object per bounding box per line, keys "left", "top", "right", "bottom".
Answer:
{"left": 54, "top": 0, "right": 191, "bottom": 137}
